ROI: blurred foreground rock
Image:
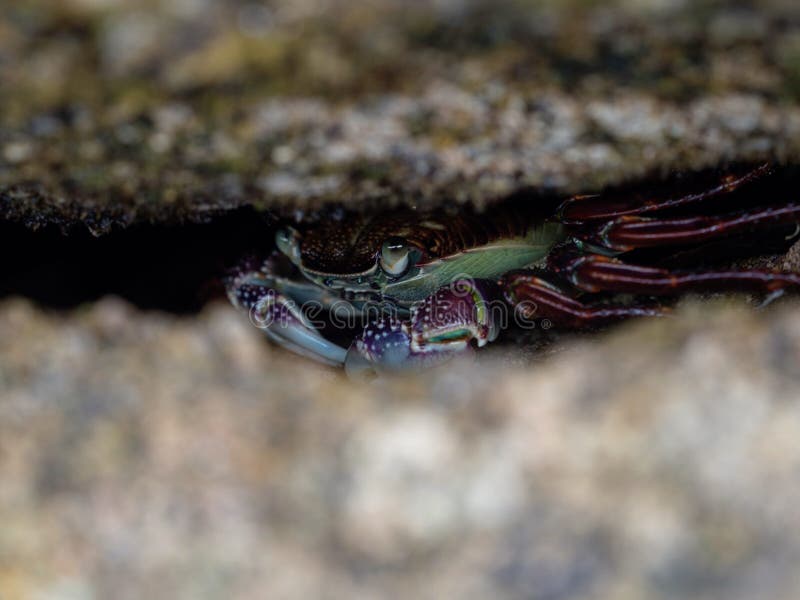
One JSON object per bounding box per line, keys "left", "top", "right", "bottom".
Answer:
{"left": 3, "top": 2, "right": 800, "bottom": 598}
{"left": 1, "top": 297, "right": 799, "bottom": 599}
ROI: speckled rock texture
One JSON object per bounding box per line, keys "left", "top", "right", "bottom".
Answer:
{"left": 3, "top": 1, "right": 800, "bottom": 598}
{"left": 2, "top": 0, "right": 800, "bottom": 231}
{"left": 1, "top": 297, "right": 800, "bottom": 599}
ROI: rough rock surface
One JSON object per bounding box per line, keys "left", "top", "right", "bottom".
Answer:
{"left": 1, "top": 297, "right": 799, "bottom": 599}
{"left": 3, "top": 0, "right": 800, "bottom": 230}
{"left": 3, "top": 2, "right": 800, "bottom": 598}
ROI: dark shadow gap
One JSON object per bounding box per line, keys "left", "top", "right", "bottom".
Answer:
{"left": 0, "top": 208, "right": 275, "bottom": 313}
{"left": 1, "top": 163, "right": 798, "bottom": 314}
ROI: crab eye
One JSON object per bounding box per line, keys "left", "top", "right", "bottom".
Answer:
{"left": 380, "top": 237, "right": 410, "bottom": 276}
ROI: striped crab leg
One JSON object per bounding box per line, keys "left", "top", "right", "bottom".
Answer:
{"left": 501, "top": 272, "right": 668, "bottom": 328}
{"left": 557, "top": 163, "right": 772, "bottom": 224}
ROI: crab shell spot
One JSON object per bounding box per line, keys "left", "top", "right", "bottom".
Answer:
{"left": 346, "top": 316, "right": 414, "bottom": 373}
{"left": 230, "top": 283, "right": 271, "bottom": 310}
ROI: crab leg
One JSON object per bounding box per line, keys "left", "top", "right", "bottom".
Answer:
{"left": 502, "top": 273, "right": 667, "bottom": 328}
{"left": 586, "top": 204, "right": 800, "bottom": 252}
{"left": 549, "top": 252, "right": 800, "bottom": 298}
{"left": 557, "top": 163, "right": 771, "bottom": 224}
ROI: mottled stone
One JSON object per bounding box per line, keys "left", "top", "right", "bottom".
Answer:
{"left": 1, "top": 297, "right": 799, "bottom": 598}
{"left": 3, "top": 2, "right": 800, "bottom": 597}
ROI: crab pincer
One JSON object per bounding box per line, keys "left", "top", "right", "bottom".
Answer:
{"left": 345, "top": 279, "right": 499, "bottom": 375}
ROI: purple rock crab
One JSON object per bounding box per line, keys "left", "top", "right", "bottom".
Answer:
{"left": 226, "top": 164, "right": 800, "bottom": 375}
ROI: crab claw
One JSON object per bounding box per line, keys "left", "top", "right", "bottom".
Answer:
{"left": 410, "top": 279, "right": 500, "bottom": 349}
{"left": 344, "top": 314, "right": 467, "bottom": 377}
{"left": 250, "top": 289, "right": 348, "bottom": 367}
{"left": 226, "top": 266, "right": 348, "bottom": 367}
{"left": 345, "top": 279, "right": 498, "bottom": 376}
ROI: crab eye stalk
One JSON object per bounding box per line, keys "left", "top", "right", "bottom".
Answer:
{"left": 380, "top": 237, "right": 411, "bottom": 276}
{"left": 275, "top": 227, "right": 301, "bottom": 263}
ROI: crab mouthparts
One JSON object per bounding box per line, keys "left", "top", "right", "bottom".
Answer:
{"left": 305, "top": 265, "right": 382, "bottom": 291}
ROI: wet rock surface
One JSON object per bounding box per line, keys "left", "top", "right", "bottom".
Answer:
{"left": 2, "top": 1, "right": 800, "bottom": 230}
{"left": 1, "top": 297, "right": 799, "bottom": 599}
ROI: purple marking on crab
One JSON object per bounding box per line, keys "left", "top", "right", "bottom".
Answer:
{"left": 224, "top": 274, "right": 297, "bottom": 329}
{"left": 344, "top": 280, "right": 499, "bottom": 375}
{"left": 345, "top": 314, "right": 470, "bottom": 376}
{"left": 409, "top": 279, "right": 499, "bottom": 352}
{"left": 229, "top": 282, "right": 269, "bottom": 312}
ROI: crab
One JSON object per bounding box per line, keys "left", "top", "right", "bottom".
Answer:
{"left": 225, "top": 164, "right": 800, "bottom": 375}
